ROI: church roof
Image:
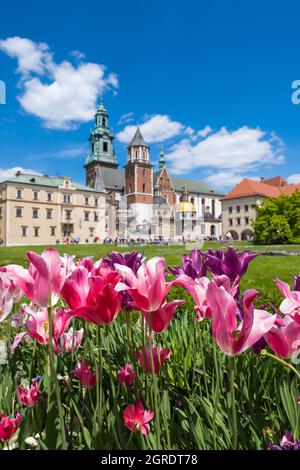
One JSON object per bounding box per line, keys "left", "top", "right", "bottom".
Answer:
{"left": 99, "top": 167, "right": 124, "bottom": 191}
{"left": 172, "top": 178, "right": 223, "bottom": 196}
{"left": 128, "top": 127, "right": 149, "bottom": 148}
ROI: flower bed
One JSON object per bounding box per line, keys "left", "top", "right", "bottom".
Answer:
{"left": 0, "top": 247, "right": 299, "bottom": 450}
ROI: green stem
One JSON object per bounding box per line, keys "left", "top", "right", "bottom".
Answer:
{"left": 141, "top": 317, "right": 149, "bottom": 404}
{"left": 198, "top": 323, "right": 209, "bottom": 397}
{"left": 260, "top": 349, "right": 300, "bottom": 380}
{"left": 229, "top": 356, "right": 237, "bottom": 450}
{"left": 212, "top": 341, "right": 220, "bottom": 449}
{"left": 48, "top": 307, "right": 68, "bottom": 450}
{"left": 95, "top": 326, "right": 102, "bottom": 431}
{"left": 148, "top": 313, "right": 161, "bottom": 450}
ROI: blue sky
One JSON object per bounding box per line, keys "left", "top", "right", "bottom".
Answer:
{"left": 1, "top": 0, "right": 300, "bottom": 191}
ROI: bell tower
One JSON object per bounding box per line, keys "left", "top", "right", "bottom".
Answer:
{"left": 124, "top": 127, "right": 153, "bottom": 205}
{"left": 85, "top": 99, "right": 118, "bottom": 188}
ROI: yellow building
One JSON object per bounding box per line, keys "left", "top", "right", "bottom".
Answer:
{"left": 0, "top": 172, "right": 106, "bottom": 246}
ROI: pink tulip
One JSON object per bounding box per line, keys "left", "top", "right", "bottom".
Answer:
{"left": 296, "top": 396, "right": 300, "bottom": 404}
{"left": 0, "top": 413, "right": 22, "bottom": 442}
{"left": 171, "top": 274, "right": 211, "bottom": 321}
{"left": 274, "top": 278, "right": 300, "bottom": 325}
{"left": 61, "top": 327, "right": 84, "bottom": 353}
{"left": 5, "top": 248, "right": 66, "bottom": 307}
{"left": 62, "top": 264, "right": 122, "bottom": 325}
{"left": 143, "top": 300, "right": 184, "bottom": 333}
{"left": 264, "top": 315, "right": 300, "bottom": 359}
{"left": 11, "top": 307, "right": 71, "bottom": 355}
{"left": 71, "top": 360, "right": 96, "bottom": 388}
{"left": 17, "top": 379, "right": 40, "bottom": 407}
{"left": 123, "top": 400, "right": 154, "bottom": 435}
{"left": 136, "top": 346, "right": 171, "bottom": 374}
{"left": 0, "top": 272, "right": 14, "bottom": 322}
{"left": 206, "top": 282, "right": 277, "bottom": 356}
{"left": 115, "top": 257, "right": 170, "bottom": 312}
{"left": 118, "top": 363, "right": 136, "bottom": 386}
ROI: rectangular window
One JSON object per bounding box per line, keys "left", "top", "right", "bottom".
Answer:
{"left": 16, "top": 189, "right": 22, "bottom": 199}
{"left": 21, "top": 226, "right": 27, "bottom": 237}
{"left": 229, "top": 206, "right": 232, "bottom": 214}
{"left": 229, "top": 218, "right": 233, "bottom": 226}
{"left": 244, "top": 204, "right": 249, "bottom": 212}
{"left": 34, "top": 227, "right": 39, "bottom": 237}
{"left": 95, "top": 198, "right": 98, "bottom": 206}
{"left": 33, "top": 191, "right": 38, "bottom": 200}
{"left": 89, "top": 227, "right": 94, "bottom": 236}
{"left": 142, "top": 183, "right": 146, "bottom": 193}
{"left": 85, "top": 197, "right": 89, "bottom": 205}
{"left": 103, "top": 142, "right": 108, "bottom": 152}
{"left": 50, "top": 226, "right": 56, "bottom": 236}
{"left": 0, "top": 208, "right": 2, "bottom": 219}
{"left": 237, "top": 218, "right": 241, "bottom": 225}
{"left": 65, "top": 210, "right": 72, "bottom": 220}
{"left": 16, "top": 207, "right": 22, "bottom": 217}
{"left": 245, "top": 217, "right": 249, "bottom": 225}
{"left": 84, "top": 211, "right": 89, "bottom": 221}
{"left": 47, "top": 192, "right": 52, "bottom": 202}
{"left": 94, "top": 212, "right": 98, "bottom": 222}
{"left": 46, "top": 209, "right": 52, "bottom": 219}
{"left": 236, "top": 206, "right": 240, "bottom": 213}
{"left": 32, "top": 208, "right": 38, "bottom": 219}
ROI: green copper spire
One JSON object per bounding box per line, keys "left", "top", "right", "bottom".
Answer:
{"left": 85, "top": 99, "right": 118, "bottom": 168}
{"left": 159, "top": 145, "right": 166, "bottom": 170}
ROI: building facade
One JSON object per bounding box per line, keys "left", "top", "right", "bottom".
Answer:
{"left": 221, "top": 176, "right": 300, "bottom": 240}
{"left": 0, "top": 173, "right": 105, "bottom": 246}
{"left": 85, "top": 101, "right": 224, "bottom": 241}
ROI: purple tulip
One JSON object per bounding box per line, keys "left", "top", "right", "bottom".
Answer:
{"left": 170, "top": 249, "right": 207, "bottom": 279}
{"left": 103, "top": 251, "right": 145, "bottom": 311}
{"left": 104, "top": 251, "right": 145, "bottom": 274}
{"left": 205, "top": 246, "right": 258, "bottom": 282}
{"left": 293, "top": 274, "right": 300, "bottom": 291}
{"left": 268, "top": 431, "right": 300, "bottom": 450}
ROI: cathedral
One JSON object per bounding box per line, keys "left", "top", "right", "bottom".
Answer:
{"left": 85, "top": 101, "right": 223, "bottom": 242}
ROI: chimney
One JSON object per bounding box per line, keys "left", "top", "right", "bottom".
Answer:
{"left": 15, "top": 170, "right": 21, "bottom": 176}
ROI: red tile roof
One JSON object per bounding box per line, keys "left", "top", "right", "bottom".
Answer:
{"left": 222, "top": 177, "right": 300, "bottom": 201}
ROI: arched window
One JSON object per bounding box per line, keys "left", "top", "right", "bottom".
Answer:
{"left": 143, "top": 183, "right": 146, "bottom": 193}
{"left": 212, "top": 199, "right": 215, "bottom": 217}
{"left": 102, "top": 118, "right": 106, "bottom": 127}
{"left": 135, "top": 150, "right": 138, "bottom": 159}
{"left": 210, "top": 225, "right": 216, "bottom": 236}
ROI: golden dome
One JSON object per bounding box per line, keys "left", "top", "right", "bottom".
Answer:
{"left": 176, "top": 201, "right": 197, "bottom": 213}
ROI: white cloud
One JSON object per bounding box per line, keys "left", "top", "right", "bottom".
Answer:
{"left": 70, "top": 50, "right": 85, "bottom": 61}
{"left": 117, "top": 112, "right": 134, "bottom": 125}
{"left": 51, "top": 146, "right": 86, "bottom": 158}
{"left": 287, "top": 174, "right": 300, "bottom": 184}
{"left": 166, "top": 126, "right": 284, "bottom": 176}
{"left": 204, "top": 171, "right": 260, "bottom": 189}
{"left": 0, "top": 37, "right": 52, "bottom": 75}
{"left": 0, "top": 167, "right": 42, "bottom": 182}
{"left": 197, "top": 125, "right": 212, "bottom": 138}
{"left": 117, "top": 114, "right": 185, "bottom": 144}
{"left": 0, "top": 36, "right": 118, "bottom": 129}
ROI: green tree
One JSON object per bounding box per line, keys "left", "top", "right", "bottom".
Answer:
{"left": 253, "top": 192, "right": 300, "bottom": 244}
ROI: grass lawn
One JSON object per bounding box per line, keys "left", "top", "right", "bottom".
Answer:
{"left": 0, "top": 242, "right": 300, "bottom": 296}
